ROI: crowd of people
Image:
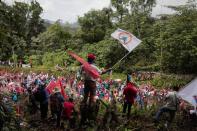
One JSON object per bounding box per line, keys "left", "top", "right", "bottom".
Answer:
{"left": 0, "top": 71, "right": 196, "bottom": 129}
{"left": 0, "top": 54, "right": 196, "bottom": 130}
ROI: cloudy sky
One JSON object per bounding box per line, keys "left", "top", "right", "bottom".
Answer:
{"left": 5, "top": 0, "right": 188, "bottom": 23}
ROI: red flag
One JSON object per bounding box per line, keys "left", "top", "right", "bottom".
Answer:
{"left": 56, "top": 79, "right": 67, "bottom": 99}
{"left": 46, "top": 80, "right": 56, "bottom": 94}
{"left": 67, "top": 51, "right": 100, "bottom": 79}
{"left": 67, "top": 51, "right": 87, "bottom": 64}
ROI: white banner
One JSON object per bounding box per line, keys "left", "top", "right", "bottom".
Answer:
{"left": 178, "top": 77, "right": 197, "bottom": 106}
{"left": 111, "top": 28, "right": 142, "bottom": 52}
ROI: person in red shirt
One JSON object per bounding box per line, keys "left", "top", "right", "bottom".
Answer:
{"left": 62, "top": 98, "right": 76, "bottom": 129}
{"left": 123, "top": 74, "right": 137, "bottom": 118}
{"left": 63, "top": 98, "right": 75, "bottom": 120}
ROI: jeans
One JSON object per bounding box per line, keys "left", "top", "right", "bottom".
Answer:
{"left": 83, "top": 80, "right": 96, "bottom": 106}
{"left": 56, "top": 109, "right": 62, "bottom": 127}
{"left": 123, "top": 102, "right": 132, "bottom": 117}
{"left": 40, "top": 102, "right": 48, "bottom": 120}
{"left": 155, "top": 107, "right": 176, "bottom": 123}
{"left": 0, "top": 119, "right": 3, "bottom": 131}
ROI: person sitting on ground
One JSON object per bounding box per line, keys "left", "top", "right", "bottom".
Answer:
{"left": 122, "top": 74, "right": 137, "bottom": 119}
{"left": 154, "top": 86, "right": 180, "bottom": 127}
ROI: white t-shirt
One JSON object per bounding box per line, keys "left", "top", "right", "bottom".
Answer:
{"left": 80, "top": 64, "right": 102, "bottom": 81}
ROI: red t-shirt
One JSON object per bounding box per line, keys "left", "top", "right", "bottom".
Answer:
{"left": 123, "top": 82, "right": 137, "bottom": 104}
{"left": 63, "top": 102, "right": 74, "bottom": 119}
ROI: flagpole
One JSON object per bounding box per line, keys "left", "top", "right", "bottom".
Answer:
{"left": 111, "top": 51, "right": 131, "bottom": 69}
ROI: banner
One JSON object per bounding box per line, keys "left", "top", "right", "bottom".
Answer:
{"left": 67, "top": 51, "right": 100, "bottom": 79}
{"left": 178, "top": 78, "right": 197, "bottom": 106}
{"left": 46, "top": 79, "right": 67, "bottom": 99}
{"left": 46, "top": 80, "right": 56, "bottom": 94}
{"left": 56, "top": 79, "right": 68, "bottom": 99}
{"left": 111, "top": 28, "right": 142, "bottom": 52}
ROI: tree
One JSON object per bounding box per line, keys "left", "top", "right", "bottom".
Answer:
{"left": 111, "top": 0, "right": 129, "bottom": 23}
{"left": 78, "top": 9, "right": 112, "bottom": 44}
{"left": 155, "top": 4, "right": 197, "bottom": 73}
{"left": 26, "top": 0, "right": 45, "bottom": 49}
{"left": 0, "top": 1, "right": 45, "bottom": 60}
{"left": 31, "top": 22, "right": 71, "bottom": 53}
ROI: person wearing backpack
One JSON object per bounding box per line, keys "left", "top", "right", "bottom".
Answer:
{"left": 50, "top": 87, "right": 65, "bottom": 127}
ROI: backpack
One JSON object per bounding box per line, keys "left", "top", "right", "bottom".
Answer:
{"left": 12, "top": 94, "right": 18, "bottom": 102}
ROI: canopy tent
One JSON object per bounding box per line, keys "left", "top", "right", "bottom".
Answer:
{"left": 178, "top": 77, "right": 197, "bottom": 106}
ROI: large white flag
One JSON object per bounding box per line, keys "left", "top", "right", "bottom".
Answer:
{"left": 178, "top": 77, "right": 197, "bottom": 106}
{"left": 111, "top": 28, "right": 142, "bottom": 52}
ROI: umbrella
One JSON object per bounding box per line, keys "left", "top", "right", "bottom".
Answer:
{"left": 67, "top": 51, "right": 100, "bottom": 79}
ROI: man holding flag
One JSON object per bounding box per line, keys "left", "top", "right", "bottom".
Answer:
{"left": 79, "top": 53, "right": 111, "bottom": 107}
{"left": 68, "top": 28, "right": 141, "bottom": 124}
{"left": 68, "top": 51, "right": 112, "bottom": 125}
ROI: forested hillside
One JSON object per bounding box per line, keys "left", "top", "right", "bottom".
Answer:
{"left": 0, "top": 0, "right": 197, "bottom": 74}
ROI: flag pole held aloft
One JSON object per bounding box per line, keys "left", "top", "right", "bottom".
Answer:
{"left": 111, "top": 28, "right": 142, "bottom": 69}
{"left": 67, "top": 51, "right": 100, "bottom": 79}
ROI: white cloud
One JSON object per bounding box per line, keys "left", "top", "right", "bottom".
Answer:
{"left": 152, "top": 0, "right": 188, "bottom": 17}
{"left": 4, "top": 0, "right": 111, "bottom": 22}
{"left": 38, "top": 0, "right": 111, "bottom": 22}
{"left": 4, "top": 0, "right": 188, "bottom": 23}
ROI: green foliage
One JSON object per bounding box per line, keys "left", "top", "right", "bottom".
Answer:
{"left": 78, "top": 9, "right": 112, "bottom": 43}
{"left": 23, "top": 55, "right": 29, "bottom": 64}
{"left": 0, "top": 0, "right": 197, "bottom": 75}
{"left": 31, "top": 22, "right": 71, "bottom": 53}
{"left": 155, "top": 5, "right": 197, "bottom": 74}
{"left": 41, "top": 51, "right": 71, "bottom": 67}
{"left": 79, "top": 39, "right": 117, "bottom": 67}
{"left": 149, "top": 74, "right": 193, "bottom": 89}
{"left": 11, "top": 54, "right": 18, "bottom": 63}
{"left": 0, "top": 1, "right": 45, "bottom": 60}
{"left": 30, "top": 55, "right": 42, "bottom": 66}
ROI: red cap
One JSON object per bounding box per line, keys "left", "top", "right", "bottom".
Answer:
{"left": 87, "top": 53, "right": 96, "bottom": 60}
